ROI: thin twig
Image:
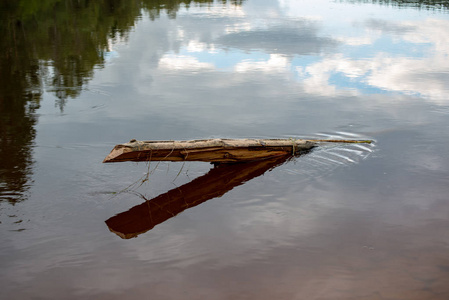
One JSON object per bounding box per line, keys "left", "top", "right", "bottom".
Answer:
{"left": 307, "top": 139, "right": 373, "bottom": 144}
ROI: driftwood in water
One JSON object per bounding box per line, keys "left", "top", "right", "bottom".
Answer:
{"left": 103, "top": 138, "right": 317, "bottom": 163}
{"left": 105, "top": 155, "right": 291, "bottom": 239}
{"left": 103, "top": 138, "right": 372, "bottom": 163}
{"left": 104, "top": 138, "right": 372, "bottom": 238}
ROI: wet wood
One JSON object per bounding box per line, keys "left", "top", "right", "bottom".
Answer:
{"left": 103, "top": 138, "right": 317, "bottom": 163}
{"left": 105, "top": 155, "right": 291, "bottom": 239}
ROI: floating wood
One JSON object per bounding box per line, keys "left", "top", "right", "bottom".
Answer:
{"left": 105, "top": 155, "right": 291, "bottom": 239}
{"left": 103, "top": 138, "right": 316, "bottom": 163}
{"left": 103, "top": 138, "right": 372, "bottom": 163}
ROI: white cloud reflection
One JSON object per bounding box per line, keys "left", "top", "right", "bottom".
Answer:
{"left": 186, "top": 40, "right": 217, "bottom": 53}
{"left": 173, "top": 6, "right": 449, "bottom": 104}
{"left": 225, "top": 22, "right": 253, "bottom": 34}
{"left": 234, "top": 54, "right": 289, "bottom": 73}
{"left": 158, "top": 54, "right": 215, "bottom": 71}
{"left": 297, "top": 18, "right": 449, "bottom": 103}
{"left": 90, "top": 0, "right": 449, "bottom": 138}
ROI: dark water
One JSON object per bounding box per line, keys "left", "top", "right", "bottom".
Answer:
{"left": 1, "top": 0, "right": 449, "bottom": 299}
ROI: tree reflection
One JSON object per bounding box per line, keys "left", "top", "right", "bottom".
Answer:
{"left": 0, "top": 0, "right": 241, "bottom": 203}
{"left": 343, "top": 0, "right": 449, "bottom": 10}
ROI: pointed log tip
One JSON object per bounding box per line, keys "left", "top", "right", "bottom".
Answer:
{"left": 103, "top": 155, "right": 116, "bottom": 163}
{"left": 103, "top": 145, "right": 128, "bottom": 163}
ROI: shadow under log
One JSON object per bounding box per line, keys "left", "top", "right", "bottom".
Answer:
{"left": 105, "top": 154, "right": 299, "bottom": 239}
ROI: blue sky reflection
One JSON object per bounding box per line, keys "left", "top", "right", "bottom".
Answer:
{"left": 132, "top": 0, "right": 449, "bottom": 103}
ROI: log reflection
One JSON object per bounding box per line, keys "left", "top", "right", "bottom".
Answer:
{"left": 106, "top": 155, "right": 298, "bottom": 239}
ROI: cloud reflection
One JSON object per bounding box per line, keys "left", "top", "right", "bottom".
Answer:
{"left": 234, "top": 54, "right": 289, "bottom": 73}
{"left": 135, "top": 2, "right": 449, "bottom": 105}
{"left": 299, "top": 18, "right": 449, "bottom": 102}
{"left": 159, "top": 54, "right": 215, "bottom": 71}
{"left": 217, "top": 26, "right": 339, "bottom": 55}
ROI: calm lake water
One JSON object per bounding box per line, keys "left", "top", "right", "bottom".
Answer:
{"left": 1, "top": 0, "right": 449, "bottom": 299}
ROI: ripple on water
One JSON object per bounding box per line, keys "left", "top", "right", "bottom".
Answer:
{"left": 281, "top": 132, "right": 376, "bottom": 180}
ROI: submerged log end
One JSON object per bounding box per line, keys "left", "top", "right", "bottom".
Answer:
{"left": 296, "top": 140, "right": 316, "bottom": 151}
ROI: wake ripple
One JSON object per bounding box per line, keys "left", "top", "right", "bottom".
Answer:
{"left": 281, "top": 132, "right": 376, "bottom": 179}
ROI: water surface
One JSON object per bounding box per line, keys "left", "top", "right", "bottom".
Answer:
{"left": 1, "top": 0, "right": 449, "bottom": 299}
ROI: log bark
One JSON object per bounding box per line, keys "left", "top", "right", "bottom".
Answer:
{"left": 103, "top": 138, "right": 316, "bottom": 163}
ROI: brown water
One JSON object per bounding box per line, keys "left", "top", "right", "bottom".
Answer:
{"left": 1, "top": 0, "right": 449, "bottom": 299}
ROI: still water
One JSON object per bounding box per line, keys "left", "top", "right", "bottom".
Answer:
{"left": 1, "top": 0, "right": 449, "bottom": 299}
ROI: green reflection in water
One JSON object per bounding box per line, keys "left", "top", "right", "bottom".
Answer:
{"left": 343, "top": 0, "right": 449, "bottom": 10}
{"left": 0, "top": 0, "right": 241, "bottom": 203}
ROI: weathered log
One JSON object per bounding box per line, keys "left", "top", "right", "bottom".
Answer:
{"left": 103, "top": 138, "right": 317, "bottom": 163}
{"left": 103, "top": 138, "right": 372, "bottom": 163}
